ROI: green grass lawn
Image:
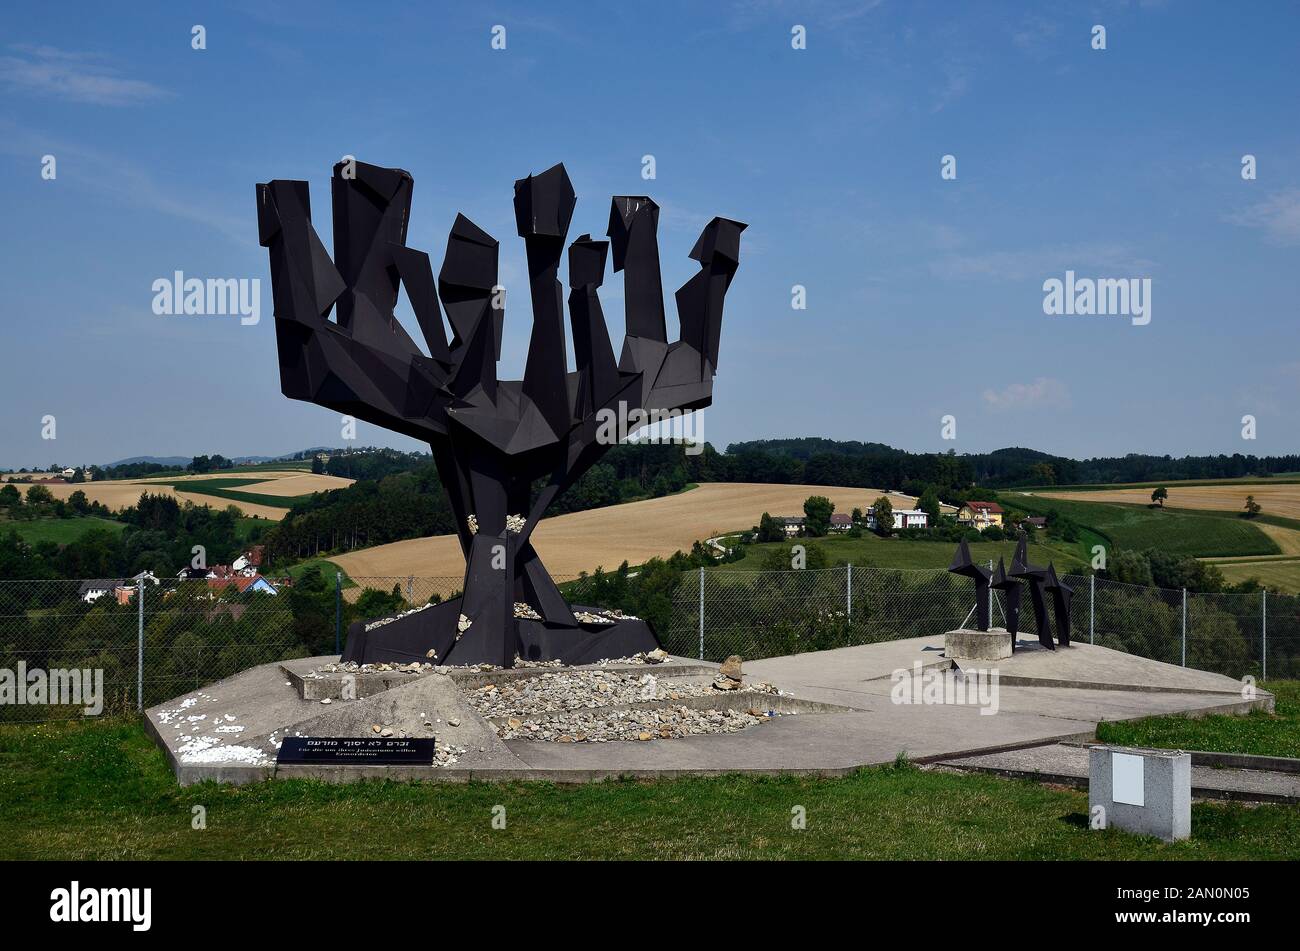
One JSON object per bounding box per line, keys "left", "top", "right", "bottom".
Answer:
{"left": 0, "top": 515, "right": 126, "bottom": 545}
{"left": 1, "top": 718, "right": 1296, "bottom": 860}
{"left": 1096, "top": 681, "right": 1300, "bottom": 759}
{"left": 719, "top": 533, "right": 1087, "bottom": 572}
{"left": 1004, "top": 493, "right": 1279, "bottom": 558}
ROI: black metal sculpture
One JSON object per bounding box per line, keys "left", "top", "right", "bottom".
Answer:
{"left": 256, "top": 160, "right": 745, "bottom": 667}
{"left": 1009, "top": 536, "right": 1055, "bottom": 650}
{"left": 1044, "top": 563, "right": 1073, "bottom": 648}
{"left": 990, "top": 556, "right": 1021, "bottom": 649}
{"left": 948, "top": 539, "right": 992, "bottom": 631}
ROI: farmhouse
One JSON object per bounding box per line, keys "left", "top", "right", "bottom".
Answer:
{"left": 77, "top": 579, "right": 121, "bottom": 603}
{"left": 777, "top": 516, "right": 805, "bottom": 537}
{"left": 1022, "top": 516, "right": 1047, "bottom": 530}
{"left": 957, "top": 501, "right": 1004, "bottom": 529}
{"left": 829, "top": 513, "right": 854, "bottom": 532}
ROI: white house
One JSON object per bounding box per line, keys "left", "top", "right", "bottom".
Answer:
{"left": 866, "top": 509, "right": 929, "bottom": 530}
{"left": 777, "top": 516, "right": 805, "bottom": 537}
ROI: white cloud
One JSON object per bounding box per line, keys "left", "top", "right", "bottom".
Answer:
{"left": 1225, "top": 188, "right": 1300, "bottom": 245}
{"left": 0, "top": 44, "right": 168, "bottom": 106}
{"left": 982, "top": 377, "right": 1070, "bottom": 411}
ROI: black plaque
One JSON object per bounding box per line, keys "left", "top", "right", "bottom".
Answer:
{"left": 276, "top": 736, "right": 435, "bottom": 765}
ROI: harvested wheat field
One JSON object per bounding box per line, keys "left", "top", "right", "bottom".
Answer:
{"left": 1038, "top": 483, "right": 1300, "bottom": 520}
{"left": 233, "top": 473, "right": 354, "bottom": 496}
{"left": 332, "top": 483, "right": 914, "bottom": 580}
{"left": 33, "top": 470, "right": 353, "bottom": 520}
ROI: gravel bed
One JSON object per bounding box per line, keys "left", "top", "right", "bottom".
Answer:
{"left": 465, "top": 668, "right": 779, "bottom": 719}
{"left": 496, "top": 704, "right": 780, "bottom": 742}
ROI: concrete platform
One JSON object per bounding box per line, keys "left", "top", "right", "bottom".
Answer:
{"left": 144, "top": 636, "right": 1274, "bottom": 786}
{"left": 937, "top": 743, "right": 1300, "bottom": 804}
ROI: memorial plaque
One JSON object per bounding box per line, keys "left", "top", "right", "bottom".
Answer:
{"left": 1111, "top": 751, "right": 1145, "bottom": 806}
{"left": 276, "top": 736, "right": 435, "bottom": 765}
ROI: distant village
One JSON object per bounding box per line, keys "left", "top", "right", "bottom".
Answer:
{"left": 770, "top": 499, "right": 1044, "bottom": 537}
{"left": 76, "top": 544, "right": 289, "bottom": 604}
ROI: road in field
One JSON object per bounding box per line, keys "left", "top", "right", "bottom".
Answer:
{"left": 332, "top": 482, "right": 914, "bottom": 580}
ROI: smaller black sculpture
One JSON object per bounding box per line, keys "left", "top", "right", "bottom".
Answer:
{"left": 948, "top": 539, "right": 992, "bottom": 632}
{"left": 1009, "top": 536, "right": 1055, "bottom": 650}
{"left": 990, "top": 556, "right": 1021, "bottom": 650}
{"left": 1044, "top": 563, "right": 1074, "bottom": 648}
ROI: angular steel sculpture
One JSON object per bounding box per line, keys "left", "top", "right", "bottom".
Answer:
{"left": 948, "top": 539, "right": 991, "bottom": 631}
{"left": 1009, "top": 536, "right": 1055, "bottom": 650}
{"left": 256, "top": 160, "right": 745, "bottom": 666}
{"left": 990, "top": 556, "right": 1021, "bottom": 649}
{"left": 1044, "top": 563, "right": 1073, "bottom": 648}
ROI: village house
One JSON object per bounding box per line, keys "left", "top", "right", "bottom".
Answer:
{"left": 828, "top": 513, "right": 854, "bottom": 533}
{"left": 867, "top": 508, "right": 929, "bottom": 530}
{"left": 957, "top": 501, "right": 1005, "bottom": 529}
{"left": 777, "top": 515, "right": 805, "bottom": 537}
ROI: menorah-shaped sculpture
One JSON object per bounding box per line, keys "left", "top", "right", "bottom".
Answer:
{"left": 256, "top": 160, "right": 745, "bottom": 667}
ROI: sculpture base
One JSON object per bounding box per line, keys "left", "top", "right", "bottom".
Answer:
{"left": 341, "top": 598, "right": 660, "bottom": 668}
{"left": 944, "top": 627, "right": 1014, "bottom": 662}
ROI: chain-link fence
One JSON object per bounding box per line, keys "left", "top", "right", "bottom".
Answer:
{"left": 2, "top": 566, "right": 1296, "bottom": 722}
{"left": 668, "top": 566, "right": 1297, "bottom": 681}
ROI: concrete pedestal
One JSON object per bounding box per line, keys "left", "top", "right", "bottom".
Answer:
{"left": 1089, "top": 745, "right": 1191, "bottom": 842}
{"left": 944, "top": 627, "right": 1012, "bottom": 661}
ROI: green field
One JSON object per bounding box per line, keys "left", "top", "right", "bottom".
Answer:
{"left": 0, "top": 515, "right": 126, "bottom": 545}
{"left": 152, "top": 478, "right": 320, "bottom": 510}
{"left": 1005, "top": 493, "right": 1279, "bottom": 558}
{"left": 286, "top": 558, "right": 356, "bottom": 587}
{"left": 1216, "top": 560, "right": 1300, "bottom": 593}
{"left": 718, "top": 532, "right": 1087, "bottom": 572}
{"left": 1097, "top": 681, "right": 1299, "bottom": 758}
{"left": 1, "top": 718, "right": 1296, "bottom": 860}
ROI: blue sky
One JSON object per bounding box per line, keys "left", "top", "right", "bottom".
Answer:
{"left": 2, "top": 0, "right": 1298, "bottom": 469}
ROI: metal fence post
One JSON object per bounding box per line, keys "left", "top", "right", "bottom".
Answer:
{"left": 1089, "top": 574, "right": 1095, "bottom": 644}
{"left": 1181, "top": 588, "right": 1187, "bottom": 667}
{"left": 1262, "top": 589, "right": 1268, "bottom": 681}
{"left": 136, "top": 574, "right": 145, "bottom": 712}
{"left": 698, "top": 566, "right": 705, "bottom": 660}
{"left": 335, "top": 571, "right": 343, "bottom": 656}
{"left": 846, "top": 563, "right": 852, "bottom": 618}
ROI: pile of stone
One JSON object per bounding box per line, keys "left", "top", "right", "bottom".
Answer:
{"left": 572, "top": 607, "right": 642, "bottom": 625}
{"left": 465, "top": 668, "right": 778, "bottom": 720}
{"left": 513, "top": 602, "right": 542, "bottom": 620}
{"left": 595, "top": 649, "right": 668, "bottom": 666}
{"left": 713, "top": 654, "right": 744, "bottom": 691}
{"left": 364, "top": 602, "right": 435, "bottom": 632}
{"left": 309, "top": 660, "right": 435, "bottom": 677}
{"left": 496, "top": 705, "right": 777, "bottom": 743}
